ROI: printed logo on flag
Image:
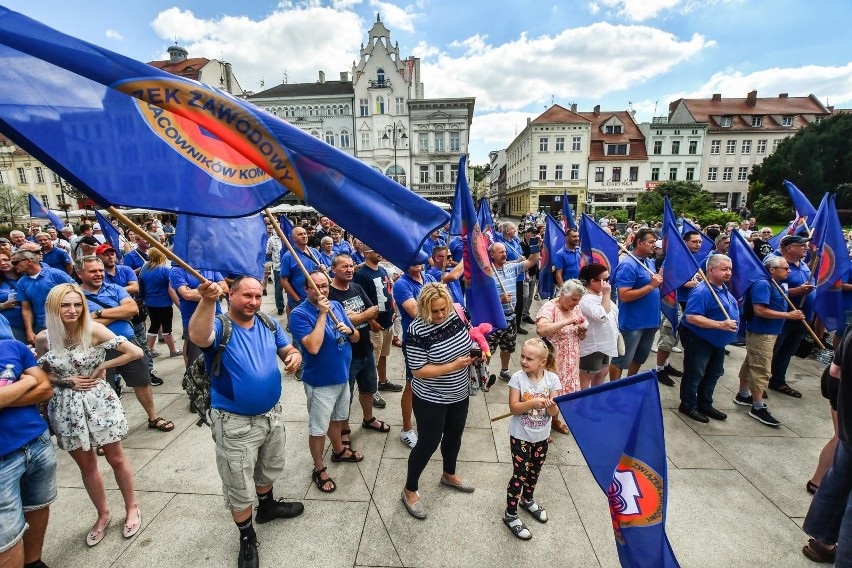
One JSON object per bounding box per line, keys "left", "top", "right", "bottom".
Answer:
{"left": 816, "top": 245, "right": 837, "bottom": 287}
{"left": 608, "top": 454, "right": 665, "bottom": 543}
{"left": 589, "top": 247, "right": 613, "bottom": 272}
{"left": 466, "top": 225, "right": 493, "bottom": 277}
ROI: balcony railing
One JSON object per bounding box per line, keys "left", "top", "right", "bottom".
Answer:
{"left": 368, "top": 79, "right": 392, "bottom": 89}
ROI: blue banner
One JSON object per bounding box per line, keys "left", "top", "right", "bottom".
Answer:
{"left": 27, "top": 194, "right": 64, "bottom": 230}
{"left": 680, "top": 219, "right": 713, "bottom": 259}
{"left": 580, "top": 213, "right": 620, "bottom": 275}
{"left": 562, "top": 189, "right": 577, "bottom": 230}
{"left": 555, "top": 371, "right": 681, "bottom": 568}
{"left": 477, "top": 198, "right": 496, "bottom": 244}
{"left": 0, "top": 7, "right": 447, "bottom": 271}
{"left": 784, "top": 179, "right": 817, "bottom": 221}
{"left": 727, "top": 229, "right": 770, "bottom": 300}
{"left": 538, "top": 214, "right": 564, "bottom": 299}
{"left": 812, "top": 195, "right": 851, "bottom": 332}
{"left": 172, "top": 213, "right": 268, "bottom": 279}
{"left": 93, "top": 210, "right": 123, "bottom": 260}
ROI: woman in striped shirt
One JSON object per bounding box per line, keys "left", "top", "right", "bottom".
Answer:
{"left": 400, "top": 283, "right": 476, "bottom": 519}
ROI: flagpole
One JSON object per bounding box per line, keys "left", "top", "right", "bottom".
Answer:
{"left": 263, "top": 209, "right": 341, "bottom": 325}
{"left": 616, "top": 243, "right": 655, "bottom": 276}
{"left": 695, "top": 267, "right": 732, "bottom": 320}
{"left": 768, "top": 278, "right": 825, "bottom": 349}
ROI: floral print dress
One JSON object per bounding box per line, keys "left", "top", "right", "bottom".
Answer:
{"left": 39, "top": 336, "right": 128, "bottom": 451}
{"left": 535, "top": 300, "right": 583, "bottom": 394}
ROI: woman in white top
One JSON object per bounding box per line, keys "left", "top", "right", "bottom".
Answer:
{"left": 578, "top": 263, "right": 619, "bottom": 388}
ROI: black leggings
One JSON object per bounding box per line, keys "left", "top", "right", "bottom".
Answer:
{"left": 506, "top": 436, "right": 548, "bottom": 515}
{"left": 147, "top": 305, "right": 174, "bottom": 335}
{"left": 405, "top": 395, "right": 469, "bottom": 492}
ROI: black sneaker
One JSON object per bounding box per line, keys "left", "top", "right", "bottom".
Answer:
{"left": 749, "top": 406, "right": 781, "bottom": 427}
{"left": 373, "top": 392, "right": 387, "bottom": 408}
{"left": 699, "top": 406, "right": 727, "bottom": 421}
{"left": 150, "top": 373, "right": 164, "bottom": 386}
{"left": 254, "top": 499, "right": 305, "bottom": 524}
{"left": 377, "top": 380, "right": 403, "bottom": 392}
{"left": 663, "top": 364, "right": 683, "bottom": 377}
{"left": 499, "top": 370, "right": 512, "bottom": 382}
{"left": 238, "top": 537, "right": 259, "bottom": 568}
{"left": 657, "top": 370, "right": 676, "bottom": 387}
{"left": 733, "top": 393, "right": 753, "bottom": 406}
{"left": 516, "top": 327, "right": 529, "bottom": 335}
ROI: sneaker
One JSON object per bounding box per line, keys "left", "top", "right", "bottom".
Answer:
{"left": 149, "top": 373, "right": 164, "bottom": 386}
{"left": 733, "top": 393, "right": 753, "bottom": 406}
{"left": 663, "top": 364, "right": 683, "bottom": 377}
{"left": 150, "top": 351, "right": 161, "bottom": 358}
{"left": 499, "top": 370, "right": 512, "bottom": 382}
{"left": 656, "top": 370, "right": 675, "bottom": 387}
{"left": 377, "top": 380, "right": 403, "bottom": 392}
{"left": 254, "top": 498, "right": 305, "bottom": 524}
{"left": 650, "top": 345, "right": 658, "bottom": 353}
{"left": 400, "top": 429, "right": 418, "bottom": 449}
{"left": 671, "top": 346, "right": 683, "bottom": 353}
{"left": 373, "top": 392, "right": 386, "bottom": 409}
{"left": 503, "top": 513, "right": 532, "bottom": 540}
{"left": 238, "top": 536, "right": 259, "bottom": 568}
{"left": 749, "top": 406, "right": 781, "bottom": 427}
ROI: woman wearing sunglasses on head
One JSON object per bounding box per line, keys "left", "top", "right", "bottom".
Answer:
{"left": 578, "top": 263, "right": 619, "bottom": 389}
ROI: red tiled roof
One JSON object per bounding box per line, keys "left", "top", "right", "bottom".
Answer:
{"left": 0, "top": 133, "right": 28, "bottom": 155}
{"left": 669, "top": 93, "right": 829, "bottom": 131}
{"left": 577, "top": 110, "right": 648, "bottom": 161}
{"left": 531, "top": 104, "right": 592, "bottom": 124}
{"left": 147, "top": 57, "right": 210, "bottom": 81}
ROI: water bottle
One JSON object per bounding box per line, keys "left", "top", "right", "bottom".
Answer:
{"left": 7, "top": 290, "right": 16, "bottom": 303}
{"left": 0, "top": 364, "right": 16, "bottom": 387}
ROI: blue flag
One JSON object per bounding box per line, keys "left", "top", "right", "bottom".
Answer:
{"left": 680, "top": 219, "right": 714, "bottom": 259}
{"left": 784, "top": 179, "right": 817, "bottom": 221}
{"left": 555, "top": 371, "right": 681, "bottom": 568}
{"left": 93, "top": 210, "right": 123, "bottom": 260}
{"left": 807, "top": 193, "right": 830, "bottom": 252}
{"left": 562, "top": 190, "right": 577, "bottom": 230}
{"left": 27, "top": 194, "right": 65, "bottom": 230}
{"left": 0, "top": 7, "right": 447, "bottom": 272}
{"left": 476, "top": 198, "right": 496, "bottom": 244}
{"left": 812, "top": 195, "right": 851, "bottom": 332}
{"left": 172, "top": 214, "right": 268, "bottom": 279}
{"left": 451, "top": 156, "right": 506, "bottom": 329}
{"left": 662, "top": 197, "right": 677, "bottom": 246}
{"left": 768, "top": 217, "right": 804, "bottom": 251}
{"left": 727, "top": 230, "right": 770, "bottom": 300}
{"left": 661, "top": 220, "right": 701, "bottom": 332}
{"left": 538, "top": 214, "right": 565, "bottom": 300}
{"left": 580, "top": 213, "right": 620, "bottom": 275}
{"left": 277, "top": 215, "right": 293, "bottom": 242}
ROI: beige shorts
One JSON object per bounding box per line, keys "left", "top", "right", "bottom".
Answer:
{"left": 738, "top": 332, "right": 777, "bottom": 394}
{"left": 371, "top": 327, "right": 392, "bottom": 359}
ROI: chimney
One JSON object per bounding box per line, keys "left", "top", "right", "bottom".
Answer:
{"left": 778, "top": 93, "right": 788, "bottom": 99}
{"left": 593, "top": 105, "right": 600, "bottom": 115}
{"left": 746, "top": 90, "right": 757, "bottom": 107}
{"left": 318, "top": 70, "right": 325, "bottom": 84}
{"left": 570, "top": 103, "right": 577, "bottom": 113}
{"left": 711, "top": 93, "right": 722, "bottom": 102}
{"left": 340, "top": 71, "right": 349, "bottom": 82}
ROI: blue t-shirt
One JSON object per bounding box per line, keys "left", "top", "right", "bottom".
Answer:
{"left": 279, "top": 247, "right": 320, "bottom": 308}
{"left": 554, "top": 246, "right": 582, "bottom": 281}
{"left": 0, "top": 279, "right": 23, "bottom": 329}
{"left": 392, "top": 272, "right": 437, "bottom": 341}
{"left": 83, "top": 283, "right": 134, "bottom": 339}
{"left": 205, "top": 315, "right": 290, "bottom": 415}
{"left": 354, "top": 264, "right": 394, "bottom": 329}
{"left": 615, "top": 256, "right": 659, "bottom": 331}
{"left": 745, "top": 279, "right": 787, "bottom": 335}
{"left": 16, "top": 266, "right": 74, "bottom": 328}
{"left": 41, "top": 247, "right": 71, "bottom": 272}
{"left": 426, "top": 267, "right": 464, "bottom": 306}
{"left": 140, "top": 265, "right": 173, "bottom": 308}
{"left": 317, "top": 251, "right": 334, "bottom": 268}
{"left": 776, "top": 255, "right": 814, "bottom": 319}
{"left": 681, "top": 281, "right": 740, "bottom": 348}
{"left": 289, "top": 301, "right": 353, "bottom": 387}
{"left": 169, "top": 268, "right": 225, "bottom": 328}
{"left": 420, "top": 237, "right": 445, "bottom": 259}
{"left": 332, "top": 241, "right": 353, "bottom": 256}
{"left": 104, "top": 265, "right": 137, "bottom": 289}
{"left": 0, "top": 339, "right": 47, "bottom": 455}
{"left": 123, "top": 249, "right": 148, "bottom": 271}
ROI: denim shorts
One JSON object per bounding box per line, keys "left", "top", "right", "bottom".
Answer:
{"left": 0, "top": 431, "right": 57, "bottom": 553}
{"left": 611, "top": 328, "right": 657, "bottom": 370}
{"left": 348, "top": 353, "right": 378, "bottom": 397}
{"left": 304, "top": 382, "right": 349, "bottom": 436}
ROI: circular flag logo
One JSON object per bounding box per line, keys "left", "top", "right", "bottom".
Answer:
{"left": 607, "top": 454, "right": 665, "bottom": 543}
{"left": 816, "top": 245, "right": 836, "bottom": 287}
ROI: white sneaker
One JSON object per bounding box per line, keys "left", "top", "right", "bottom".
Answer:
{"left": 399, "top": 429, "right": 418, "bottom": 449}
{"left": 671, "top": 346, "right": 683, "bottom": 353}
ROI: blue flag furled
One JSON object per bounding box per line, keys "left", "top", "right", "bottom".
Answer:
{"left": 663, "top": 197, "right": 677, "bottom": 244}
{"left": 680, "top": 219, "right": 714, "bottom": 259}
{"left": 172, "top": 214, "right": 268, "bottom": 279}
{"left": 27, "top": 194, "right": 64, "bottom": 230}
{"left": 451, "top": 157, "right": 506, "bottom": 329}
{"left": 807, "top": 193, "right": 830, "bottom": 252}
{"left": 580, "top": 213, "right": 620, "bottom": 274}
{"left": 93, "top": 210, "right": 123, "bottom": 260}
{"left": 0, "top": 7, "right": 447, "bottom": 271}
{"left": 727, "top": 230, "right": 769, "bottom": 300}
{"left": 277, "top": 215, "right": 293, "bottom": 242}
{"left": 476, "top": 198, "right": 496, "bottom": 244}
{"left": 555, "top": 371, "right": 681, "bottom": 568}
{"left": 812, "top": 195, "right": 851, "bottom": 332}
{"left": 784, "top": 179, "right": 817, "bottom": 221}
{"left": 660, "top": 221, "right": 701, "bottom": 332}
{"left": 562, "top": 190, "right": 577, "bottom": 230}
{"left": 538, "top": 214, "right": 565, "bottom": 300}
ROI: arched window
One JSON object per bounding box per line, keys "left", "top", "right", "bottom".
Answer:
{"left": 325, "top": 130, "right": 335, "bottom": 146}
{"left": 375, "top": 96, "right": 385, "bottom": 115}
{"left": 340, "top": 129, "right": 351, "bottom": 149}
{"left": 386, "top": 165, "right": 406, "bottom": 186}
{"left": 310, "top": 130, "right": 320, "bottom": 138}
{"left": 343, "top": 104, "right": 350, "bottom": 115}
{"left": 377, "top": 68, "right": 385, "bottom": 85}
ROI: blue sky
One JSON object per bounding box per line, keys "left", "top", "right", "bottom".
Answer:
{"left": 5, "top": 0, "right": 852, "bottom": 165}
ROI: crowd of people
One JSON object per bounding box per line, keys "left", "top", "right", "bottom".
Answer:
{"left": 0, "top": 208, "right": 850, "bottom": 567}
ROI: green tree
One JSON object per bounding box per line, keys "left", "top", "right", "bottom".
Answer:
{"left": 472, "top": 164, "right": 491, "bottom": 183}
{"left": 0, "top": 185, "right": 28, "bottom": 227}
{"left": 636, "top": 180, "right": 712, "bottom": 221}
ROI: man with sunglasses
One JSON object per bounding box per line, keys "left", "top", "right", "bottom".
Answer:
{"left": 752, "top": 227, "right": 775, "bottom": 261}
{"left": 10, "top": 250, "right": 73, "bottom": 344}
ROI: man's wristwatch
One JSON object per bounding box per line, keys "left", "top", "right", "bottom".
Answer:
{"left": 93, "top": 310, "right": 103, "bottom": 318}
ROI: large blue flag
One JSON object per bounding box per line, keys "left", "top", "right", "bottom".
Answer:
{"left": 562, "top": 190, "right": 577, "bottom": 230}
{"left": 660, "top": 221, "right": 701, "bottom": 332}
{"left": 27, "top": 194, "right": 64, "bottom": 230}
{"left": 476, "top": 198, "right": 496, "bottom": 244}
{"left": 812, "top": 195, "right": 851, "bottom": 332}
{"left": 768, "top": 217, "right": 805, "bottom": 251}
{"left": 538, "top": 214, "right": 564, "bottom": 300}
{"left": 662, "top": 197, "right": 677, "bottom": 245}
{"left": 277, "top": 214, "right": 294, "bottom": 242}
{"left": 807, "top": 193, "right": 830, "bottom": 252}
{"left": 451, "top": 157, "right": 506, "bottom": 329}
{"left": 93, "top": 210, "right": 123, "bottom": 260}
{"left": 0, "top": 7, "right": 447, "bottom": 271}
{"left": 680, "top": 219, "right": 713, "bottom": 259}
{"left": 172, "top": 213, "right": 268, "bottom": 279}
{"left": 580, "top": 213, "right": 620, "bottom": 274}
{"left": 784, "top": 179, "right": 817, "bottom": 222}
{"left": 555, "top": 371, "right": 681, "bottom": 568}
{"left": 727, "top": 230, "right": 769, "bottom": 300}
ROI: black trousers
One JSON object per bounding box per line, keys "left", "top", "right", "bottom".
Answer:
{"left": 405, "top": 395, "right": 469, "bottom": 492}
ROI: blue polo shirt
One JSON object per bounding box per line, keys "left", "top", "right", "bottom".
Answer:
{"left": 426, "top": 266, "right": 464, "bottom": 307}
{"left": 41, "top": 247, "right": 71, "bottom": 272}
{"left": 681, "top": 281, "right": 740, "bottom": 348}
{"left": 289, "top": 300, "right": 353, "bottom": 387}
{"left": 776, "top": 255, "right": 814, "bottom": 319}
{"left": 393, "top": 272, "right": 437, "bottom": 341}
{"left": 421, "top": 237, "right": 445, "bottom": 259}
{"left": 83, "top": 283, "right": 134, "bottom": 339}
{"left": 554, "top": 246, "right": 582, "bottom": 281}
{"left": 139, "top": 265, "right": 173, "bottom": 308}
{"left": 123, "top": 249, "right": 148, "bottom": 271}
{"left": 104, "top": 265, "right": 137, "bottom": 289}
{"left": 16, "top": 266, "right": 74, "bottom": 328}
{"left": 205, "top": 315, "right": 290, "bottom": 415}
{"left": 0, "top": 279, "right": 23, "bottom": 329}
{"left": 169, "top": 268, "right": 225, "bottom": 328}
{"left": 745, "top": 279, "right": 787, "bottom": 335}
{"left": 675, "top": 251, "right": 709, "bottom": 304}
{"left": 332, "top": 241, "right": 353, "bottom": 256}
{"left": 615, "top": 256, "right": 659, "bottom": 331}
{"left": 317, "top": 251, "right": 334, "bottom": 268}
{"left": 279, "top": 247, "right": 320, "bottom": 308}
{"left": 0, "top": 340, "right": 46, "bottom": 455}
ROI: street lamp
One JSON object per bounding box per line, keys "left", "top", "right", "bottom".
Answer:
{"left": 381, "top": 123, "right": 407, "bottom": 186}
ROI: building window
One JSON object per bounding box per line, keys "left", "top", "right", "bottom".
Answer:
{"left": 376, "top": 68, "right": 385, "bottom": 86}
{"left": 607, "top": 144, "right": 627, "bottom": 155}
{"left": 669, "top": 167, "right": 677, "bottom": 181}
{"left": 751, "top": 116, "right": 763, "bottom": 127}
{"left": 738, "top": 167, "right": 749, "bottom": 181}
{"left": 781, "top": 116, "right": 793, "bottom": 127}
{"left": 815, "top": 117, "right": 823, "bottom": 125}
{"left": 629, "top": 166, "right": 638, "bottom": 181}
{"left": 720, "top": 116, "right": 732, "bottom": 127}
{"left": 419, "top": 165, "right": 429, "bottom": 183}
{"left": 395, "top": 97, "right": 405, "bottom": 115}
{"left": 710, "top": 140, "right": 721, "bottom": 154}
{"left": 435, "top": 165, "right": 445, "bottom": 183}
{"left": 707, "top": 167, "right": 718, "bottom": 181}
{"left": 572, "top": 136, "right": 581, "bottom": 151}
{"left": 375, "top": 96, "right": 384, "bottom": 114}
{"left": 742, "top": 140, "right": 751, "bottom": 154}
{"left": 419, "top": 133, "right": 428, "bottom": 152}
{"left": 611, "top": 167, "right": 621, "bottom": 182}
{"left": 686, "top": 167, "right": 695, "bottom": 181}
{"left": 52, "top": 172, "right": 61, "bottom": 183}
{"left": 539, "top": 137, "right": 548, "bottom": 152}
{"left": 450, "top": 131, "right": 460, "bottom": 152}
{"left": 34, "top": 167, "right": 44, "bottom": 184}
{"left": 17, "top": 167, "right": 26, "bottom": 185}
{"left": 538, "top": 165, "right": 547, "bottom": 180}
{"left": 651, "top": 167, "right": 660, "bottom": 181}
{"left": 324, "top": 130, "right": 335, "bottom": 146}
{"left": 554, "top": 165, "right": 564, "bottom": 180}
{"left": 653, "top": 141, "right": 662, "bottom": 155}
{"left": 726, "top": 140, "right": 736, "bottom": 154}
{"left": 688, "top": 140, "right": 698, "bottom": 154}
{"left": 359, "top": 99, "right": 368, "bottom": 116}
{"left": 434, "top": 132, "right": 445, "bottom": 152}
{"left": 772, "top": 139, "right": 781, "bottom": 153}
{"left": 555, "top": 137, "right": 565, "bottom": 151}
{"left": 450, "top": 164, "right": 459, "bottom": 183}
{"left": 340, "top": 130, "right": 350, "bottom": 149}
{"left": 605, "top": 125, "right": 622, "bottom": 134}
{"left": 723, "top": 167, "right": 733, "bottom": 181}
{"left": 671, "top": 141, "right": 680, "bottom": 155}
{"left": 571, "top": 164, "right": 580, "bottom": 180}
{"left": 360, "top": 132, "right": 370, "bottom": 149}
{"left": 595, "top": 167, "right": 604, "bottom": 182}
{"left": 756, "top": 139, "right": 767, "bottom": 154}
{"left": 40, "top": 195, "right": 49, "bottom": 207}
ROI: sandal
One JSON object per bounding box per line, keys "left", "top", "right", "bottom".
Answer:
{"left": 331, "top": 446, "right": 363, "bottom": 463}
{"left": 503, "top": 514, "right": 532, "bottom": 540}
{"left": 520, "top": 499, "right": 548, "bottom": 523}
{"left": 147, "top": 417, "right": 174, "bottom": 432}
{"left": 312, "top": 467, "right": 336, "bottom": 493}
{"left": 340, "top": 428, "right": 352, "bottom": 448}
{"left": 806, "top": 481, "right": 819, "bottom": 495}
{"left": 169, "top": 349, "right": 183, "bottom": 357}
{"left": 362, "top": 417, "right": 390, "bottom": 432}
{"left": 769, "top": 384, "right": 802, "bottom": 398}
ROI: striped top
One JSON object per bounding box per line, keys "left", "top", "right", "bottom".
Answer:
{"left": 405, "top": 314, "right": 473, "bottom": 404}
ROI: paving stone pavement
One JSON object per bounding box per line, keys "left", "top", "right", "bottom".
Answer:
{"left": 40, "top": 293, "right": 829, "bottom": 567}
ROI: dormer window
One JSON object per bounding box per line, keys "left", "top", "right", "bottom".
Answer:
{"left": 751, "top": 116, "right": 763, "bottom": 127}
{"left": 782, "top": 116, "right": 794, "bottom": 127}
{"left": 605, "top": 125, "right": 622, "bottom": 134}
{"left": 720, "top": 116, "right": 732, "bottom": 127}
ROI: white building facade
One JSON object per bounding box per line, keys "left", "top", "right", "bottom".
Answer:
{"left": 638, "top": 119, "right": 706, "bottom": 192}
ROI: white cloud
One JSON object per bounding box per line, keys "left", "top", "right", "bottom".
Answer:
{"left": 105, "top": 29, "right": 123, "bottom": 41}
{"left": 595, "top": 0, "right": 682, "bottom": 21}
{"left": 331, "top": 0, "right": 362, "bottom": 8}
{"left": 411, "top": 40, "right": 439, "bottom": 59}
{"left": 421, "top": 23, "right": 713, "bottom": 111}
{"left": 368, "top": 0, "right": 420, "bottom": 32}
{"left": 471, "top": 111, "right": 539, "bottom": 145}
{"left": 449, "top": 34, "right": 488, "bottom": 56}
{"left": 588, "top": 2, "right": 600, "bottom": 14}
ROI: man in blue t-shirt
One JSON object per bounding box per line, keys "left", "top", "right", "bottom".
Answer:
{"left": 425, "top": 246, "right": 465, "bottom": 307}
{"left": 36, "top": 232, "right": 72, "bottom": 274}
{"left": 170, "top": 266, "right": 228, "bottom": 368}
{"left": 0, "top": 340, "right": 54, "bottom": 568}
{"left": 735, "top": 255, "right": 805, "bottom": 427}
{"left": 554, "top": 228, "right": 582, "bottom": 288}
{"left": 122, "top": 234, "right": 149, "bottom": 273}
{"left": 11, "top": 249, "right": 73, "bottom": 344}
{"left": 279, "top": 226, "right": 320, "bottom": 315}
{"left": 189, "top": 276, "right": 303, "bottom": 568}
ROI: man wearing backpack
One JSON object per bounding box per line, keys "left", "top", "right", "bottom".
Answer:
{"left": 189, "top": 276, "right": 303, "bottom": 568}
